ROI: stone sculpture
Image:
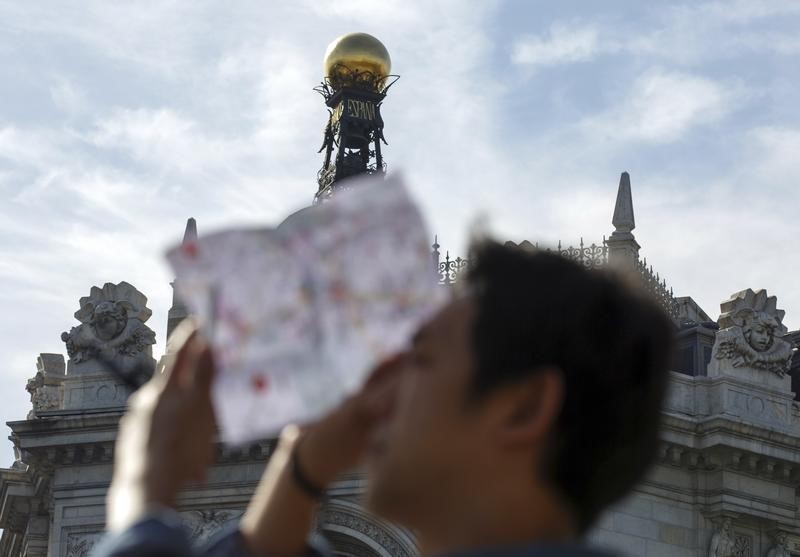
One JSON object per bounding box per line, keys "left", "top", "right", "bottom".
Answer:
{"left": 708, "top": 518, "right": 735, "bottom": 557}
{"left": 766, "top": 532, "right": 791, "bottom": 557}
{"left": 710, "top": 289, "right": 794, "bottom": 378}
{"left": 61, "top": 282, "right": 156, "bottom": 377}
{"left": 25, "top": 354, "right": 65, "bottom": 418}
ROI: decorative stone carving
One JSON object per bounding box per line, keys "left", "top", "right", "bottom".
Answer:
{"left": 732, "top": 534, "right": 752, "bottom": 557}
{"left": 709, "top": 289, "right": 795, "bottom": 384}
{"left": 60, "top": 282, "right": 156, "bottom": 377}
{"left": 708, "top": 518, "right": 735, "bottom": 557}
{"left": 25, "top": 353, "right": 65, "bottom": 418}
{"left": 322, "top": 508, "right": 414, "bottom": 557}
{"left": 65, "top": 532, "right": 102, "bottom": 557}
{"left": 26, "top": 378, "right": 60, "bottom": 414}
{"left": 181, "top": 509, "right": 243, "bottom": 543}
{"left": 766, "top": 531, "right": 791, "bottom": 557}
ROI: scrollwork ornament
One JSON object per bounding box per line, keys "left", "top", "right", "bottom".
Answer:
{"left": 66, "top": 533, "right": 102, "bottom": 557}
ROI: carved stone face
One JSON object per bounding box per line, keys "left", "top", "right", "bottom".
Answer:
{"left": 744, "top": 321, "right": 773, "bottom": 352}
{"left": 92, "top": 301, "right": 128, "bottom": 341}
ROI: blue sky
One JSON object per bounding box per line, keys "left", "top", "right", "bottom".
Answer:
{"left": 1, "top": 0, "right": 799, "bottom": 466}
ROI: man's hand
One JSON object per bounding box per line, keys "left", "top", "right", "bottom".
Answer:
{"left": 295, "top": 353, "right": 405, "bottom": 486}
{"left": 107, "top": 323, "right": 217, "bottom": 532}
{"left": 240, "top": 354, "right": 405, "bottom": 557}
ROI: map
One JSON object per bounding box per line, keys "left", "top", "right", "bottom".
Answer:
{"left": 166, "top": 175, "right": 446, "bottom": 444}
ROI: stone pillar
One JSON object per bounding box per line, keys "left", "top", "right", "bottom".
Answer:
{"left": 167, "top": 217, "right": 197, "bottom": 343}
{"left": 606, "top": 172, "right": 641, "bottom": 269}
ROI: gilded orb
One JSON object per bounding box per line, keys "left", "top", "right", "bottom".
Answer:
{"left": 324, "top": 32, "right": 391, "bottom": 88}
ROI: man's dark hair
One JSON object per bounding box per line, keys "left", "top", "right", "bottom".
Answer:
{"left": 466, "top": 239, "right": 675, "bottom": 533}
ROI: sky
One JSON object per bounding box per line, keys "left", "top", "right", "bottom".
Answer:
{"left": 1, "top": 0, "right": 799, "bottom": 467}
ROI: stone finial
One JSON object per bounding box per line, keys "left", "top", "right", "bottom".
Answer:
{"left": 606, "top": 171, "right": 640, "bottom": 268}
{"left": 60, "top": 281, "right": 156, "bottom": 377}
{"left": 183, "top": 217, "right": 198, "bottom": 244}
{"left": 709, "top": 289, "right": 795, "bottom": 387}
{"left": 167, "top": 218, "right": 198, "bottom": 342}
{"left": 612, "top": 171, "right": 635, "bottom": 233}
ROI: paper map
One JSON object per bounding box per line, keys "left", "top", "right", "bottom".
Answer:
{"left": 166, "top": 175, "right": 446, "bottom": 444}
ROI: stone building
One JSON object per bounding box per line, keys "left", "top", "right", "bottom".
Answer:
{"left": 2, "top": 33, "right": 799, "bottom": 557}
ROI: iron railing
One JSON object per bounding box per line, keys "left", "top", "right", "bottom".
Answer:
{"left": 432, "top": 238, "right": 679, "bottom": 319}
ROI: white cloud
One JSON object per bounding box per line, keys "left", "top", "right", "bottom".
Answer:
{"left": 671, "top": 0, "right": 800, "bottom": 24}
{"left": 747, "top": 126, "right": 800, "bottom": 187}
{"left": 1, "top": 2, "right": 208, "bottom": 75}
{"left": 299, "top": 0, "right": 427, "bottom": 27}
{"left": 90, "top": 108, "right": 224, "bottom": 175}
{"left": 513, "top": 3, "right": 800, "bottom": 69}
{"left": 512, "top": 23, "right": 601, "bottom": 67}
{"left": 0, "top": 126, "right": 64, "bottom": 169}
{"left": 582, "top": 69, "right": 737, "bottom": 143}
{"left": 631, "top": 1, "right": 800, "bottom": 63}
{"left": 49, "top": 76, "right": 86, "bottom": 115}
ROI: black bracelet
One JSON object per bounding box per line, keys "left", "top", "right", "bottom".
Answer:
{"left": 290, "top": 444, "right": 326, "bottom": 500}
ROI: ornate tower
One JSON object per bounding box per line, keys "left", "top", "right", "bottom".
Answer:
{"left": 314, "top": 32, "right": 398, "bottom": 203}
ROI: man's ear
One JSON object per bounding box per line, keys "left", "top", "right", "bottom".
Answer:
{"left": 493, "top": 369, "right": 564, "bottom": 449}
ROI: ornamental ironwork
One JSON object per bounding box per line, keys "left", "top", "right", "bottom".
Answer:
{"left": 432, "top": 237, "right": 608, "bottom": 285}
{"left": 438, "top": 251, "right": 469, "bottom": 286}
{"left": 635, "top": 257, "right": 680, "bottom": 319}
{"left": 555, "top": 238, "right": 608, "bottom": 270}
{"left": 432, "top": 237, "right": 680, "bottom": 320}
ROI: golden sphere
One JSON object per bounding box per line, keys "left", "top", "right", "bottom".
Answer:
{"left": 324, "top": 32, "right": 391, "bottom": 82}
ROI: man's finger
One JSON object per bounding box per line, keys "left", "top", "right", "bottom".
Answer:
{"left": 193, "top": 342, "right": 216, "bottom": 391}
{"left": 363, "top": 352, "right": 406, "bottom": 391}
{"left": 165, "top": 318, "right": 199, "bottom": 354}
{"left": 361, "top": 370, "right": 402, "bottom": 419}
{"left": 164, "top": 330, "right": 200, "bottom": 392}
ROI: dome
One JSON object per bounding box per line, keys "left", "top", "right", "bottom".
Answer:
{"left": 323, "top": 32, "right": 391, "bottom": 89}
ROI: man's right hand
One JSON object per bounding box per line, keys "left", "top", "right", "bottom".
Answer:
{"left": 240, "top": 354, "right": 405, "bottom": 557}
{"left": 295, "top": 353, "right": 405, "bottom": 486}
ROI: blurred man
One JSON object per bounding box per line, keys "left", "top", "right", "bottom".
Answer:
{"left": 96, "top": 240, "right": 674, "bottom": 557}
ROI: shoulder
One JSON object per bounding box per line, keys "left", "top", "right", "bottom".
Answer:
{"left": 92, "top": 518, "right": 194, "bottom": 557}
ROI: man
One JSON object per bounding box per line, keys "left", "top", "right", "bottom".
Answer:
{"left": 96, "top": 239, "right": 674, "bottom": 557}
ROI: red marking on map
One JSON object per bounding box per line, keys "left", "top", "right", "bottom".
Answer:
{"left": 251, "top": 374, "right": 269, "bottom": 392}
{"left": 182, "top": 242, "right": 198, "bottom": 258}
{"left": 329, "top": 280, "right": 348, "bottom": 302}
{"left": 219, "top": 304, "right": 253, "bottom": 337}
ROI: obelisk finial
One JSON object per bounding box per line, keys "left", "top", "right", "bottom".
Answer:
{"left": 606, "top": 171, "right": 640, "bottom": 268}
{"left": 612, "top": 172, "right": 635, "bottom": 233}
{"left": 183, "top": 217, "right": 198, "bottom": 244}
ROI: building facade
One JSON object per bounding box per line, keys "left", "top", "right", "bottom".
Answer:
{"left": 1, "top": 33, "right": 799, "bottom": 557}
{"left": 2, "top": 171, "right": 799, "bottom": 557}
